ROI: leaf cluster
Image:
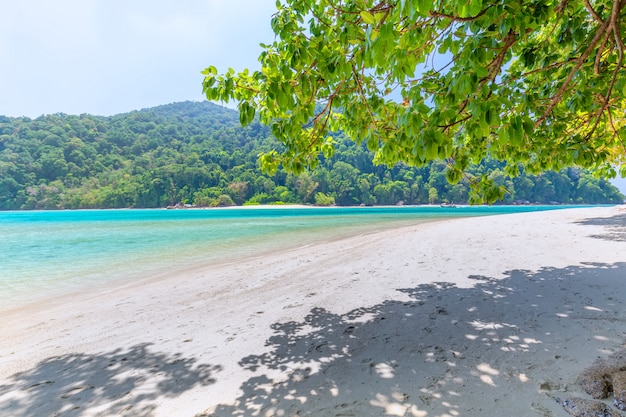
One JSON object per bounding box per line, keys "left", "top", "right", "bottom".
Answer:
{"left": 203, "top": 0, "right": 626, "bottom": 202}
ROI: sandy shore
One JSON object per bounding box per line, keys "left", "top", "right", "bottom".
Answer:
{"left": 1, "top": 206, "right": 625, "bottom": 417}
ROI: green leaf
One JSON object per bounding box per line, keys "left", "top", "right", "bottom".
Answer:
{"left": 445, "top": 167, "right": 463, "bottom": 183}
{"left": 360, "top": 11, "right": 376, "bottom": 25}
{"left": 239, "top": 100, "right": 256, "bottom": 126}
{"left": 370, "top": 28, "right": 380, "bottom": 42}
{"left": 399, "top": 0, "right": 407, "bottom": 14}
{"left": 426, "top": 140, "right": 439, "bottom": 160}
{"left": 498, "top": 125, "right": 509, "bottom": 146}
{"left": 468, "top": 0, "right": 483, "bottom": 16}
{"left": 522, "top": 118, "right": 534, "bottom": 136}
{"left": 416, "top": 0, "right": 433, "bottom": 16}
{"left": 458, "top": 3, "right": 469, "bottom": 17}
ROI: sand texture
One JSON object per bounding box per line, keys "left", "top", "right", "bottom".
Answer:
{"left": 1, "top": 206, "right": 626, "bottom": 417}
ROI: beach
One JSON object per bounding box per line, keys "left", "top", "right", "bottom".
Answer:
{"left": 1, "top": 206, "right": 625, "bottom": 417}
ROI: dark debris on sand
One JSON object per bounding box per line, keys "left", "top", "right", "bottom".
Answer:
{"left": 556, "top": 349, "right": 626, "bottom": 417}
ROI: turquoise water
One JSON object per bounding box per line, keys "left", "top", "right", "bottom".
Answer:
{"left": 0, "top": 205, "right": 575, "bottom": 310}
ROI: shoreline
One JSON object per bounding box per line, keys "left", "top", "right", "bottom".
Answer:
{"left": 0, "top": 214, "right": 444, "bottom": 317}
{"left": 0, "top": 202, "right": 610, "bottom": 212}
{"left": 1, "top": 206, "right": 625, "bottom": 416}
{"left": 0, "top": 205, "right": 567, "bottom": 315}
{"left": 0, "top": 209, "right": 457, "bottom": 315}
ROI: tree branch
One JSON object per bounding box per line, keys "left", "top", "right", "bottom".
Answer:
{"left": 607, "top": 108, "right": 626, "bottom": 154}
{"left": 584, "top": 0, "right": 604, "bottom": 23}
{"left": 520, "top": 58, "right": 578, "bottom": 77}
{"left": 555, "top": 0, "right": 570, "bottom": 14}
{"left": 351, "top": 63, "right": 378, "bottom": 129}
{"left": 429, "top": 8, "right": 489, "bottom": 22}
{"left": 594, "top": 30, "right": 611, "bottom": 74}
{"left": 482, "top": 30, "right": 518, "bottom": 84}
{"left": 534, "top": 15, "right": 613, "bottom": 128}
{"left": 586, "top": 0, "right": 625, "bottom": 140}
{"left": 438, "top": 114, "right": 472, "bottom": 131}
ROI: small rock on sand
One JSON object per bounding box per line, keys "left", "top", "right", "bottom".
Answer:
{"left": 556, "top": 397, "right": 615, "bottom": 417}
{"left": 577, "top": 362, "right": 618, "bottom": 399}
{"left": 613, "top": 371, "right": 626, "bottom": 411}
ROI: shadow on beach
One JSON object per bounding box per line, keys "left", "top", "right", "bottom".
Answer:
{"left": 0, "top": 343, "right": 220, "bottom": 417}
{"left": 206, "top": 259, "right": 626, "bottom": 416}
{"left": 575, "top": 212, "right": 626, "bottom": 242}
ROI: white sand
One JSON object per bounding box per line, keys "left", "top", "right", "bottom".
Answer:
{"left": 1, "top": 206, "right": 625, "bottom": 417}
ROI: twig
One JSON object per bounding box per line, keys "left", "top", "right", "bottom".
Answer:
{"left": 584, "top": 0, "right": 604, "bottom": 23}
{"left": 482, "top": 31, "right": 518, "bottom": 84}
{"left": 607, "top": 108, "right": 626, "bottom": 154}
{"left": 429, "top": 8, "right": 489, "bottom": 22}
{"left": 351, "top": 63, "right": 378, "bottom": 129}
{"left": 521, "top": 58, "right": 577, "bottom": 77}
{"left": 594, "top": 31, "right": 611, "bottom": 75}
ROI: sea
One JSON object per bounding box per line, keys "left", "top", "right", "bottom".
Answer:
{"left": 0, "top": 205, "right": 576, "bottom": 311}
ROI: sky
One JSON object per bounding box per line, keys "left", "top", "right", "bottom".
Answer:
{"left": 0, "top": 0, "right": 276, "bottom": 118}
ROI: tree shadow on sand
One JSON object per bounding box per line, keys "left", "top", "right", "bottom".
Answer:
{"left": 0, "top": 343, "right": 220, "bottom": 417}
{"left": 207, "top": 261, "right": 626, "bottom": 417}
{"left": 575, "top": 212, "right": 626, "bottom": 242}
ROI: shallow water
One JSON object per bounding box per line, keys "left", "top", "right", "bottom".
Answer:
{"left": 0, "top": 205, "right": 574, "bottom": 309}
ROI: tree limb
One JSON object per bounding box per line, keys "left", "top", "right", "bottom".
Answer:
{"left": 351, "top": 63, "right": 378, "bottom": 130}
{"left": 429, "top": 8, "right": 489, "bottom": 22}
{"left": 534, "top": 15, "right": 613, "bottom": 128}
{"left": 586, "top": 0, "right": 626, "bottom": 140}
{"left": 482, "top": 30, "right": 518, "bottom": 84}
{"left": 584, "top": 0, "right": 604, "bottom": 23}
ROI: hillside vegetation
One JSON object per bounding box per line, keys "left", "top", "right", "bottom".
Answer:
{"left": 0, "top": 101, "right": 622, "bottom": 210}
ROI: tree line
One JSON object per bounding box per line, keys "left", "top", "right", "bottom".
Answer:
{"left": 0, "top": 101, "right": 622, "bottom": 210}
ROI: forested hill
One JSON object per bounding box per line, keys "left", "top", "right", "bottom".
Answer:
{"left": 0, "top": 101, "right": 622, "bottom": 210}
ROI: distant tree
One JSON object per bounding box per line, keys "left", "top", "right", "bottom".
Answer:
{"left": 314, "top": 192, "right": 335, "bottom": 206}
{"left": 428, "top": 187, "right": 439, "bottom": 205}
{"left": 214, "top": 194, "right": 236, "bottom": 207}
{"left": 227, "top": 181, "right": 250, "bottom": 205}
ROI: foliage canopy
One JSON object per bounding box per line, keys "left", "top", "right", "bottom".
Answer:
{"left": 203, "top": 0, "right": 626, "bottom": 202}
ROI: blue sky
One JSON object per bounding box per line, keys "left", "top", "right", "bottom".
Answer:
{"left": 0, "top": 0, "right": 276, "bottom": 118}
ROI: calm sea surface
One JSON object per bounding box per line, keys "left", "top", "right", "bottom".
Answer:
{"left": 0, "top": 205, "right": 573, "bottom": 310}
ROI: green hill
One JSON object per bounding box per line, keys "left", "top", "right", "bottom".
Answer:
{"left": 0, "top": 101, "right": 622, "bottom": 209}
